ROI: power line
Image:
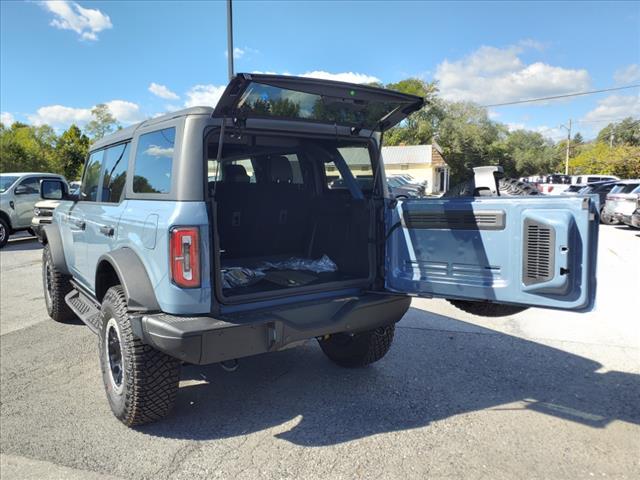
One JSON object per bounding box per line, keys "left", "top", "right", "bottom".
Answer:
{"left": 483, "top": 84, "right": 640, "bottom": 107}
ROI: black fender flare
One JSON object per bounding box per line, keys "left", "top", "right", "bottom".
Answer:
{"left": 96, "top": 248, "right": 160, "bottom": 312}
{"left": 41, "top": 224, "right": 70, "bottom": 275}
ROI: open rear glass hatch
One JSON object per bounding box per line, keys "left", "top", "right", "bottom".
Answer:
{"left": 213, "top": 73, "right": 424, "bottom": 131}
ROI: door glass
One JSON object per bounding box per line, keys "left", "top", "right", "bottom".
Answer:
{"left": 81, "top": 151, "right": 104, "bottom": 202}
{"left": 326, "top": 146, "right": 373, "bottom": 190}
{"left": 17, "top": 177, "right": 40, "bottom": 194}
{"left": 133, "top": 128, "right": 175, "bottom": 194}
{"left": 102, "top": 143, "right": 130, "bottom": 203}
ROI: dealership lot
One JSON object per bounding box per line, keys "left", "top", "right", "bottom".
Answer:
{"left": 1, "top": 226, "right": 638, "bottom": 479}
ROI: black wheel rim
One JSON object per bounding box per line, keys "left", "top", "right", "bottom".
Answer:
{"left": 0, "top": 223, "right": 5, "bottom": 243}
{"left": 105, "top": 319, "right": 124, "bottom": 393}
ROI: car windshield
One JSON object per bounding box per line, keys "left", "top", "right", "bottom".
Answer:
{"left": 388, "top": 178, "right": 404, "bottom": 187}
{"left": 0, "top": 175, "right": 20, "bottom": 193}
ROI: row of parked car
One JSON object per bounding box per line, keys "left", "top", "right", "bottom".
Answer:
{"left": 563, "top": 178, "right": 640, "bottom": 228}
{"left": 386, "top": 174, "right": 427, "bottom": 198}
{"left": 0, "top": 172, "right": 79, "bottom": 248}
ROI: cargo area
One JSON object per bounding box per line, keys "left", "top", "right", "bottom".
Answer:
{"left": 206, "top": 131, "right": 377, "bottom": 302}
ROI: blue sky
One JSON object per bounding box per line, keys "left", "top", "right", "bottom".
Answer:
{"left": 1, "top": 1, "right": 639, "bottom": 140}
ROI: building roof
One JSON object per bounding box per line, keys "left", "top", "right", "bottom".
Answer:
{"left": 382, "top": 144, "right": 433, "bottom": 165}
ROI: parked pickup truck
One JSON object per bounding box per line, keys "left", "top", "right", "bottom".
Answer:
{"left": 39, "top": 73, "right": 600, "bottom": 426}
{"left": 0, "top": 172, "right": 66, "bottom": 248}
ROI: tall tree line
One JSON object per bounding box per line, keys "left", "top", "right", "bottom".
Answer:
{"left": 0, "top": 104, "right": 119, "bottom": 179}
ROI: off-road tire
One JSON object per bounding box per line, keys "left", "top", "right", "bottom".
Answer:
{"left": 99, "top": 286, "right": 181, "bottom": 426}
{"left": 443, "top": 177, "right": 540, "bottom": 197}
{"left": 0, "top": 217, "right": 9, "bottom": 248}
{"left": 600, "top": 211, "right": 619, "bottom": 225}
{"left": 42, "top": 244, "right": 75, "bottom": 322}
{"left": 442, "top": 176, "right": 534, "bottom": 317}
{"left": 318, "top": 325, "right": 395, "bottom": 368}
{"left": 447, "top": 299, "right": 527, "bottom": 317}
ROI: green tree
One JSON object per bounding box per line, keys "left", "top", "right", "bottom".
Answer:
{"left": 0, "top": 123, "right": 58, "bottom": 173}
{"left": 502, "top": 129, "right": 558, "bottom": 177}
{"left": 54, "top": 124, "right": 90, "bottom": 180}
{"left": 596, "top": 117, "right": 640, "bottom": 146}
{"left": 570, "top": 143, "right": 640, "bottom": 177}
{"left": 385, "top": 79, "right": 442, "bottom": 146}
{"left": 85, "top": 104, "right": 120, "bottom": 140}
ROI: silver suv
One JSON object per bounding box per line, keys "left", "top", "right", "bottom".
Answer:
{"left": 0, "top": 172, "right": 66, "bottom": 248}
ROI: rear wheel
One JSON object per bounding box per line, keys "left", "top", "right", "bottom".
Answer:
{"left": 0, "top": 218, "right": 9, "bottom": 248}
{"left": 600, "top": 211, "right": 619, "bottom": 225}
{"left": 318, "top": 325, "right": 395, "bottom": 368}
{"left": 442, "top": 176, "right": 534, "bottom": 317}
{"left": 99, "top": 286, "right": 181, "bottom": 426}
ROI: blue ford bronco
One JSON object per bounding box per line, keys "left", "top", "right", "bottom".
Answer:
{"left": 40, "top": 74, "right": 599, "bottom": 426}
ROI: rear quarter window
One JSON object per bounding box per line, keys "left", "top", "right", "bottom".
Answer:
{"left": 133, "top": 128, "right": 175, "bottom": 194}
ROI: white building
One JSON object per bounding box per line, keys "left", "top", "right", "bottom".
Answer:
{"left": 382, "top": 143, "right": 450, "bottom": 195}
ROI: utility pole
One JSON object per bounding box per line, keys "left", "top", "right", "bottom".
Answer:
{"left": 609, "top": 131, "right": 615, "bottom": 148}
{"left": 561, "top": 119, "right": 572, "bottom": 175}
{"left": 226, "top": 0, "right": 234, "bottom": 81}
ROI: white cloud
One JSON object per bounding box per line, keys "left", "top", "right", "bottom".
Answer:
{"left": 184, "top": 84, "right": 226, "bottom": 107}
{"left": 224, "top": 46, "right": 259, "bottom": 59}
{"left": 104, "top": 100, "right": 143, "bottom": 124}
{"left": 148, "top": 83, "right": 179, "bottom": 100}
{"left": 1, "top": 112, "right": 15, "bottom": 126}
{"left": 532, "top": 125, "right": 566, "bottom": 141}
{"left": 28, "top": 105, "right": 92, "bottom": 127}
{"left": 144, "top": 145, "right": 174, "bottom": 158}
{"left": 506, "top": 122, "right": 526, "bottom": 132}
{"left": 28, "top": 100, "right": 143, "bottom": 128}
{"left": 435, "top": 44, "right": 591, "bottom": 105}
{"left": 581, "top": 94, "right": 640, "bottom": 124}
{"left": 40, "top": 1, "right": 112, "bottom": 41}
{"left": 614, "top": 64, "right": 640, "bottom": 85}
{"left": 300, "top": 71, "right": 380, "bottom": 84}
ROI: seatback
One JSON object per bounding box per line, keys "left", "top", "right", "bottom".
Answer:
{"left": 214, "top": 163, "right": 257, "bottom": 257}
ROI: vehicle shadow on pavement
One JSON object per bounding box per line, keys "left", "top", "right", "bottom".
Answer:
{"left": 139, "top": 309, "right": 640, "bottom": 445}
{"left": 2, "top": 237, "right": 41, "bottom": 252}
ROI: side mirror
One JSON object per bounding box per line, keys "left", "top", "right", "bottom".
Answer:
{"left": 40, "top": 179, "right": 70, "bottom": 201}
{"left": 14, "top": 185, "right": 29, "bottom": 195}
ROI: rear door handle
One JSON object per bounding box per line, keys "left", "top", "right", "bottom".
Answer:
{"left": 99, "top": 225, "right": 114, "bottom": 237}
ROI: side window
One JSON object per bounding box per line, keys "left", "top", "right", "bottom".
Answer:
{"left": 133, "top": 128, "right": 175, "bottom": 194}
{"left": 325, "top": 145, "right": 374, "bottom": 190}
{"left": 81, "top": 151, "right": 104, "bottom": 202}
{"left": 284, "top": 154, "right": 303, "bottom": 184}
{"left": 102, "top": 143, "right": 130, "bottom": 203}
{"left": 18, "top": 177, "right": 41, "bottom": 194}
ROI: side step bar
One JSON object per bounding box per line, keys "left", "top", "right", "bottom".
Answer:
{"left": 65, "top": 288, "right": 102, "bottom": 334}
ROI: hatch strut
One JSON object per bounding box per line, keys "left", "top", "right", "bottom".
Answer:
{"left": 210, "top": 118, "right": 227, "bottom": 199}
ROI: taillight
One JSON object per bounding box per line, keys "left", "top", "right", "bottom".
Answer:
{"left": 170, "top": 227, "right": 200, "bottom": 288}
{"left": 547, "top": 186, "right": 554, "bottom": 193}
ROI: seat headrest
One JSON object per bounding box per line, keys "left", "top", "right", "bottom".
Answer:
{"left": 270, "top": 156, "right": 293, "bottom": 183}
{"left": 221, "top": 164, "right": 250, "bottom": 183}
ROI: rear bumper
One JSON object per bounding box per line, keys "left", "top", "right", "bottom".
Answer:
{"left": 131, "top": 294, "right": 411, "bottom": 365}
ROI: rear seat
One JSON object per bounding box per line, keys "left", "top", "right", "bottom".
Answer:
{"left": 213, "top": 164, "right": 257, "bottom": 257}
{"left": 256, "top": 155, "right": 310, "bottom": 255}
{"left": 214, "top": 157, "right": 311, "bottom": 259}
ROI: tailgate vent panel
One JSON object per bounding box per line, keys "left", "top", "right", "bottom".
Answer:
{"left": 523, "top": 219, "right": 555, "bottom": 285}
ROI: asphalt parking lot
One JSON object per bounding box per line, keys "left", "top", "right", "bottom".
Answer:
{"left": 1, "top": 226, "right": 639, "bottom": 479}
